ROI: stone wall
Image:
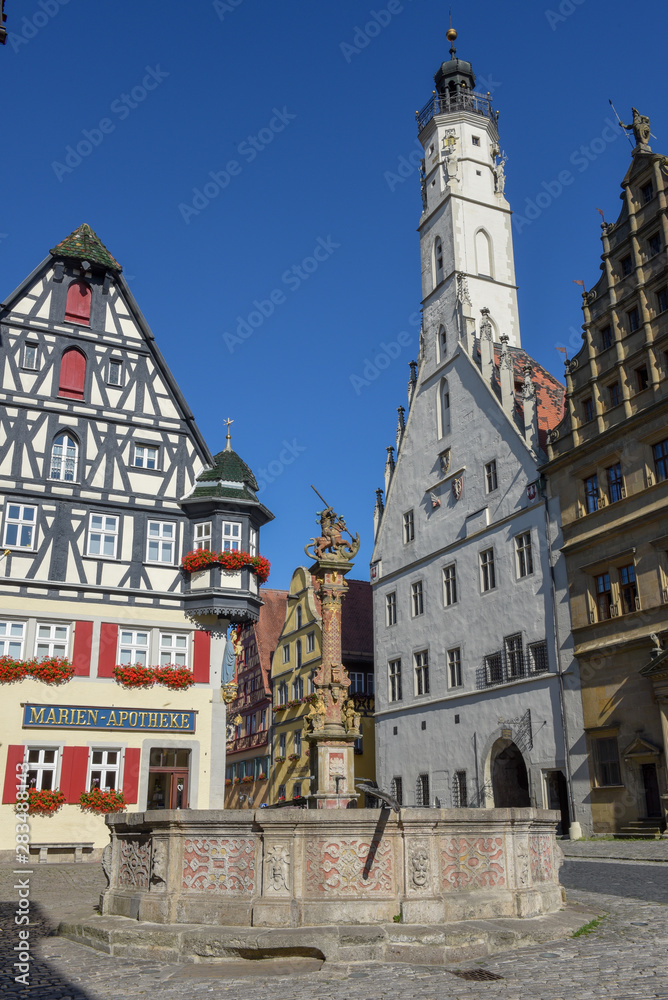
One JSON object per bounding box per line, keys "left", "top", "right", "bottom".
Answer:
{"left": 102, "top": 807, "right": 562, "bottom": 927}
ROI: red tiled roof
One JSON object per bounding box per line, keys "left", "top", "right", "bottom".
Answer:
{"left": 255, "top": 589, "right": 288, "bottom": 679}
{"left": 342, "top": 579, "right": 373, "bottom": 659}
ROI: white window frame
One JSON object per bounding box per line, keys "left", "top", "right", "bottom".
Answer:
{"left": 87, "top": 747, "right": 123, "bottom": 792}
{"left": 447, "top": 647, "right": 462, "bottom": 689}
{"left": 22, "top": 343, "right": 39, "bottom": 371}
{"left": 146, "top": 520, "right": 176, "bottom": 564}
{"left": 485, "top": 460, "right": 498, "bottom": 493}
{"left": 293, "top": 730, "right": 302, "bottom": 755}
{"left": 349, "top": 671, "right": 365, "bottom": 694}
{"left": 133, "top": 443, "right": 159, "bottom": 470}
{"left": 118, "top": 629, "right": 150, "bottom": 666}
{"left": 222, "top": 520, "right": 241, "bottom": 551}
{"left": 278, "top": 681, "right": 288, "bottom": 705}
{"left": 411, "top": 580, "right": 424, "bottom": 617}
{"left": 107, "top": 359, "right": 123, "bottom": 387}
{"left": 249, "top": 526, "right": 258, "bottom": 557}
{"left": 3, "top": 504, "right": 37, "bottom": 550}
{"left": 194, "top": 521, "right": 212, "bottom": 551}
{"left": 279, "top": 733, "right": 286, "bottom": 757}
{"left": 389, "top": 659, "right": 402, "bottom": 702}
{"left": 292, "top": 781, "right": 302, "bottom": 799}
{"left": 386, "top": 591, "right": 397, "bottom": 626}
{"left": 282, "top": 643, "right": 290, "bottom": 664}
{"left": 414, "top": 650, "right": 430, "bottom": 696}
{"left": 49, "top": 433, "right": 79, "bottom": 482}
{"left": 443, "top": 564, "right": 457, "bottom": 606}
{"left": 480, "top": 548, "right": 496, "bottom": 592}
{"left": 292, "top": 677, "right": 304, "bottom": 700}
{"left": 0, "top": 620, "right": 25, "bottom": 658}
{"left": 306, "top": 631, "right": 315, "bottom": 653}
{"left": 515, "top": 531, "right": 533, "bottom": 578}
{"left": 34, "top": 622, "right": 70, "bottom": 659}
{"left": 87, "top": 513, "right": 119, "bottom": 559}
{"left": 25, "top": 747, "right": 60, "bottom": 791}
{"left": 403, "top": 510, "right": 415, "bottom": 544}
{"left": 159, "top": 632, "right": 189, "bottom": 668}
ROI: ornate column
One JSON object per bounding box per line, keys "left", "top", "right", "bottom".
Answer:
{"left": 303, "top": 499, "right": 361, "bottom": 808}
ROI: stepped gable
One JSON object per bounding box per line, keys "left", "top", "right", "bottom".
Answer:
{"left": 342, "top": 580, "right": 373, "bottom": 658}
{"left": 255, "top": 589, "right": 289, "bottom": 678}
{"left": 50, "top": 223, "right": 122, "bottom": 272}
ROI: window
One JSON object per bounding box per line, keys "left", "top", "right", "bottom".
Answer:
{"left": 619, "top": 565, "right": 638, "bottom": 614}
{"left": 391, "top": 776, "right": 403, "bottom": 805}
{"left": 593, "top": 737, "right": 621, "bottom": 786}
{"left": 411, "top": 581, "right": 424, "bottom": 617}
{"left": 414, "top": 650, "right": 429, "bottom": 696}
{"left": 515, "top": 532, "right": 533, "bottom": 577}
{"left": 278, "top": 681, "right": 288, "bottom": 705}
{"left": 434, "top": 236, "right": 444, "bottom": 284}
{"left": 64, "top": 279, "right": 92, "bottom": 325}
{"left": 35, "top": 622, "right": 69, "bottom": 659}
{"left": 386, "top": 591, "right": 397, "bottom": 626}
{"left": 146, "top": 520, "right": 175, "bottom": 563}
{"left": 50, "top": 433, "right": 78, "bottom": 481}
{"left": 608, "top": 382, "right": 621, "bottom": 407}
{"left": 648, "top": 232, "right": 662, "bottom": 257}
{"left": 621, "top": 255, "right": 633, "bottom": 277}
{"left": 133, "top": 444, "right": 159, "bottom": 470}
{"left": 159, "top": 632, "right": 188, "bottom": 667}
{"left": 443, "top": 564, "right": 457, "bottom": 606}
{"left": 89, "top": 748, "right": 121, "bottom": 791}
{"left": 366, "top": 673, "right": 374, "bottom": 694}
{"left": 600, "top": 325, "right": 613, "bottom": 351}
{"left": 582, "top": 397, "right": 594, "bottom": 422}
{"left": 58, "top": 347, "right": 86, "bottom": 399}
{"left": 292, "top": 782, "right": 302, "bottom": 799}
{"left": 26, "top": 748, "right": 58, "bottom": 791}
{"left": 438, "top": 326, "right": 447, "bottom": 361}
{"left": 87, "top": 514, "right": 119, "bottom": 558}
{"left": 222, "top": 521, "right": 241, "bottom": 552}
{"left": 306, "top": 631, "right": 315, "bottom": 653}
{"left": 194, "top": 522, "right": 211, "bottom": 550}
{"left": 349, "top": 672, "right": 364, "bottom": 694}
{"left": 403, "top": 510, "right": 414, "bottom": 543}
{"left": 485, "top": 651, "right": 503, "bottom": 685}
{"left": 528, "top": 641, "right": 548, "bottom": 673}
{"left": 293, "top": 730, "right": 302, "bottom": 756}
{"left": 3, "top": 503, "right": 36, "bottom": 549}
{"left": 448, "top": 647, "right": 462, "bottom": 688}
{"left": 480, "top": 548, "right": 495, "bottom": 592}
{"left": 635, "top": 365, "right": 649, "bottom": 392}
{"left": 641, "top": 181, "right": 654, "bottom": 204}
{"left": 0, "top": 621, "right": 25, "bottom": 658}
{"left": 472, "top": 135, "right": 480, "bottom": 146}
{"left": 504, "top": 633, "right": 524, "bottom": 679}
{"left": 584, "top": 474, "right": 599, "bottom": 513}
{"left": 277, "top": 783, "right": 286, "bottom": 800}
{"left": 453, "top": 770, "right": 467, "bottom": 807}
{"left": 439, "top": 377, "right": 451, "bottom": 437}
{"left": 389, "top": 659, "right": 402, "bottom": 702}
{"left": 475, "top": 229, "right": 493, "bottom": 276}
{"left": 107, "top": 359, "right": 123, "bottom": 386}
{"left": 627, "top": 307, "right": 640, "bottom": 333}
{"left": 416, "top": 772, "right": 430, "bottom": 806}
{"left": 595, "top": 573, "right": 612, "bottom": 621}
{"left": 292, "top": 677, "right": 303, "bottom": 700}
{"left": 658, "top": 287, "right": 668, "bottom": 314}
{"left": 295, "top": 639, "right": 302, "bottom": 669}
{"left": 282, "top": 644, "right": 290, "bottom": 664}
{"left": 119, "top": 629, "right": 149, "bottom": 666}
{"left": 23, "top": 343, "right": 39, "bottom": 370}
{"left": 249, "top": 526, "right": 258, "bottom": 557}
{"left": 295, "top": 605, "right": 302, "bottom": 629}
{"left": 607, "top": 463, "right": 624, "bottom": 503}
{"left": 485, "top": 460, "right": 498, "bottom": 493}
{"left": 654, "top": 439, "right": 668, "bottom": 482}
{"left": 278, "top": 733, "right": 286, "bottom": 757}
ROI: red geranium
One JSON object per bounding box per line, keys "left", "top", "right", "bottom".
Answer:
{"left": 0, "top": 656, "right": 74, "bottom": 685}
{"left": 113, "top": 664, "right": 156, "bottom": 689}
{"left": 153, "top": 665, "right": 195, "bottom": 690}
{"left": 79, "top": 787, "right": 126, "bottom": 813}
{"left": 0, "top": 656, "right": 27, "bottom": 683}
{"left": 181, "top": 549, "right": 271, "bottom": 584}
{"left": 24, "top": 789, "right": 66, "bottom": 815}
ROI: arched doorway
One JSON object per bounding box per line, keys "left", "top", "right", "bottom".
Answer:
{"left": 491, "top": 739, "right": 530, "bottom": 807}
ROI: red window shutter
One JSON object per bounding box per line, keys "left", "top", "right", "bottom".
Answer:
{"left": 123, "top": 748, "right": 141, "bottom": 804}
{"left": 65, "top": 280, "right": 91, "bottom": 325}
{"left": 72, "top": 621, "right": 93, "bottom": 676}
{"left": 98, "top": 623, "right": 118, "bottom": 678}
{"left": 2, "top": 745, "right": 26, "bottom": 804}
{"left": 193, "top": 630, "right": 210, "bottom": 683}
{"left": 60, "top": 746, "right": 90, "bottom": 803}
{"left": 58, "top": 347, "right": 87, "bottom": 399}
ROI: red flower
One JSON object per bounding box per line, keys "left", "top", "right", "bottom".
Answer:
{"left": 181, "top": 549, "right": 271, "bottom": 584}
{"left": 113, "top": 664, "right": 156, "bottom": 689}
{"left": 0, "top": 656, "right": 74, "bottom": 685}
{"left": 79, "top": 787, "right": 126, "bottom": 813}
{"left": 22, "top": 789, "right": 66, "bottom": 815}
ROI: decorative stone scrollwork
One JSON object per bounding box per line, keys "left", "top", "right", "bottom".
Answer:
{"left": 586, "top": 290, "right": 597, "bottom": 304}
{"left": 151, "top": 840, "right": 168, "bottom": 886}
{"left": 118, "top": 838, "right": 150, "bottom": 889}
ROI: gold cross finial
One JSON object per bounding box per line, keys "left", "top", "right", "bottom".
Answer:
{"left": 224, "top": 417, "right": 233, "bottom": 451}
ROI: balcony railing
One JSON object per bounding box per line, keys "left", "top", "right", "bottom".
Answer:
{"left": 226, "top": 730, "right": 269, "bottom": 754}
{"left": 475, "top": 643, "right": 549, "bottom": 690}
{"left": 416, "top": 90, "right": 495, "bottom": 133}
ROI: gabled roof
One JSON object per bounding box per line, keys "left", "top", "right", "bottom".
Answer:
{"left": 50, "top": 223, "right": 122, "bottom": 272}
{"left": 342, "top": 579, "right": 373, "bottom": 659}
{"left": 255, "top": 589, "right": 289, "bottom": 678}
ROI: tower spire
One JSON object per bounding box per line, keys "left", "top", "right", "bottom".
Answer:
{"left": 224, "top": 417, "right": 233, "bottom": 452}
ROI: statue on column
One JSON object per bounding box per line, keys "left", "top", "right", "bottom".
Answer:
{"left": 621, "top": 108, "right": 652, "bottom": 149}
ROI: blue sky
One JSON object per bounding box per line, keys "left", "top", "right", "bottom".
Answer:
{"left": 2, "top": 0, "right": 666, "bottom": 591}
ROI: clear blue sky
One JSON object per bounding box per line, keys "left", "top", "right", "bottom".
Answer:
{"left": 2, "top": 0, "right": 665, "bottom": 590}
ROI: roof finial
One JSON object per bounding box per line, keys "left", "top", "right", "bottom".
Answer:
{"left": 446, "top": 11, "right": 457, "bottom": 58}
{"left": 224, "top": 417, "right": 234, "bottom": 452}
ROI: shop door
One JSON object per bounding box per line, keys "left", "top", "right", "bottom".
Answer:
{"left": 147, "top": 748, "right": 190, "bottom": 809}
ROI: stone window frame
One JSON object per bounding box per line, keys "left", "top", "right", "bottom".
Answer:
{"left": 411, "top": 580, "right": 424, "bottom": 617}
{"left": 447, "top": 647, "right": 462, "bottom": 689}
{"left": 388, "top": 658, "right": 402, "bottom": 702}
{"left": 385, "top": 590, "right": 397, "bottom": 626}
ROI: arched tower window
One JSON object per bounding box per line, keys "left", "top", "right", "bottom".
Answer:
{"left": 439, "top": 377, "right": 450, "bottom": 437}
{"left": 58, "top": 347, "right": 87, "bottom": 400}
{"left": 64, "top": 280, "right": 92, "bottom": 325}
{"left": 296, "top": 639, "right": 302, "bottom": 669}
{"left": 433, "top": 236, "right": 444, "bottom": 286}
{"left": 50, "top": 432, "right": 79, "bottom": 482}
{"left": 437, "top": 325, "right": 447, "bottom": 363}
{"left": 475, "top": 229, "right": 493, "bottom": 277}
{"left": 296, "top": 605, "right": 302, "bottom": 629}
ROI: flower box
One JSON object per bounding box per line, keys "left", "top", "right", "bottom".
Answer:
{"left": 287, "top": 754, "right": 301, "bottom": 761}
{"left": 257, "top": 772, "right": 266, "bottom": 780}
{"left": 225, "top": 778, "right": 232, "bottom": 786}
{"left": 274, "top": 756, "right": 285, "bottom": 763}
{"left": 241, "top": 775, "right": 254, "bottom": 783}
{"left": 79, "top": 788, "right": 126, "bottom": 814}
{"left": 23, "top": 789, "right": 66, "bottom": 815}
{"left": 287, "top": 699, "right": 302, "bottom": 709}
{"left": 181, "top": 549, "right": 271, "bottom": 585}
{"left": 0, "top": 655, "right": 74, "bottom": 685}
{"left": 113, "top": 664, "right": 155, "bottom": 689}
{"left": 233, "top": 777, "right": 240, "bottom": 784}
{"left": 153, "top": 665, "right": 195, "bottom": 690}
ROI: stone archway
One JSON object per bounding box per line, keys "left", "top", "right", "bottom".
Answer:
{"left": 491, "top": 739, "right": 530, "bottom": 808}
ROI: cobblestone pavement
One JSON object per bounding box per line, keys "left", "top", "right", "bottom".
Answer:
{"left": 561, "top": 839, "right": 668, "bottom": 862}
{"left": 561, "top": 859, "right": 668, "bottom": 904}
{"left": 1, "top": 863, "right": 668, "bottom": 999}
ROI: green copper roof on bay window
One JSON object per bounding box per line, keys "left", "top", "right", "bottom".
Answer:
{"left": 49, "top": 223, "right": 122, "bottom": 272}
{"left": 196, "top": 447, "right": 259, "bottom": 492}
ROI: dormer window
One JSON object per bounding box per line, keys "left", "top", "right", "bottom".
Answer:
{"left": 64, "top": 280, "right": 92, "bottom": 325}
{"left": 58, "top": 347, "right": 86, "bottom": 400}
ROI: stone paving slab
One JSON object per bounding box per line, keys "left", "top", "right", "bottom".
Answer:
{"left": 561, "top": 838, "right": 668, "bottom": 862}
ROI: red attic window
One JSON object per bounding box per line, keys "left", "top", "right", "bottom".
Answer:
{"left": 64, "top": 280, "right": 91, "bottom": 325}
{"left": 58, "top": 347, "right": 87, "bottom": 400}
